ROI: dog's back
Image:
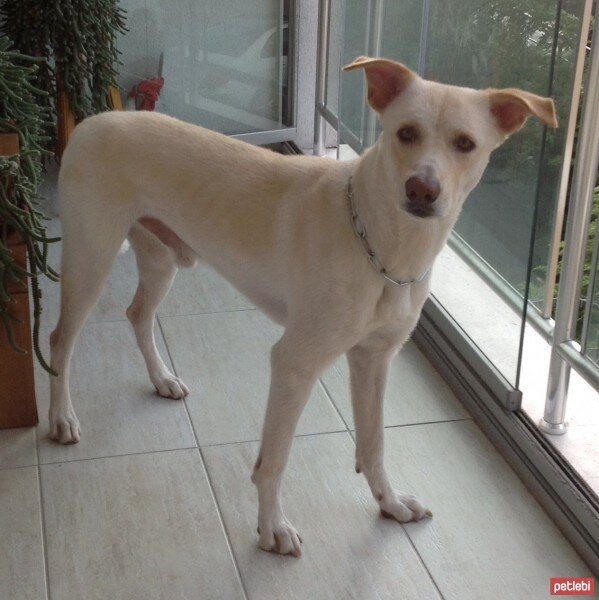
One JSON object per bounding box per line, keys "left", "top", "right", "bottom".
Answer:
{"left": 61, "top": 111, "right": 326, "bottom": 212}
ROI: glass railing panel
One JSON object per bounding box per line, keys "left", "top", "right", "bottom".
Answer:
{"left": 424, "top": 0, "right": 587, "bottom": 385}
{"left": 337, "top": 0, "right": 587, "bottom": 387}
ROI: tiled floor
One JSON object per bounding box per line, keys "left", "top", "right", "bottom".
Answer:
{"left": 1, "top": 185, "right": 596, "bottom": 599}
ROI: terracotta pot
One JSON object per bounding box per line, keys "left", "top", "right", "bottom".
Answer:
{"left": 56, "top": 81, "right": 76, "bottom": 159}
{"left": 0, "top": 133, "right": 38, "bottom": 428}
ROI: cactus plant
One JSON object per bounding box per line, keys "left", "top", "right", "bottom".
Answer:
{"left": 0, "top": 35, "right": 59, "bottom": 373}
{"left": 1, "top": 0, "right": 127, "bottom": 151}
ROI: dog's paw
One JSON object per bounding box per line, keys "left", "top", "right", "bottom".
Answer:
{"left": 152, "top": 373, "right": 189, "bottom": 399}
{"left": 257, "top": 518, "right": 303, "bottom": 557}
{"left": 379, "top": 491, "right": 432, "bottom": 523}
{"left": 49, "top": 409, "right": 81, "bottom": 444}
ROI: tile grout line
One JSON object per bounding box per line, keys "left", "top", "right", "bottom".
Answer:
{"left": 403, "top": 534, "right": 446, "bottom": 600}
{"left": 317, "top": 376, "right": 353, "bottom": 435}
{"left": 195, "top": 447, "right": 251, "bottom": 600}
{"left": 384, "top": 417, "right": 471, "bottom": 430}
{"left": 199, "top": 428, "right": 350, "bottom": 449}
{"left": 35, "top": 432, "right": 53, "bottom": 600}
{"left": 29, "top": 420, "right": 473, "bottom": 469}
{"left": 40, "top": 306, "right": 259, "bottom": 332}
{"left": 0, "top": 460, "right": 39, "bottom": 472}
{"left": 39, "top": 317, "right": 127, "bottom": 331}
{"left": 157, "top": 316, "right": 250, "bottom": 600}
{"left": 36, "top": 445, "right": 199, "bottom": 468}
{"left": 158, "top": 306, "right": 258, "bottom": 320}
{"left": 288, "top": 416, "right": 471, "bottom": 442}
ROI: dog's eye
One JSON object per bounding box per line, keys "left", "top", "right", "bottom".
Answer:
{"left": 397, "top": 126, "right": 419, "bottom": 144}
{"left": 454, "top": 134, "right": 476, "bottom": 153}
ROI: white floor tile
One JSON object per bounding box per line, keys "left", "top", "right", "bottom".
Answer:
{"left": 0, "top": 427, "right": 37, "bottom": 470}
{"left": 41, "top": 449, "right": 244, "bottom": 600}
{"left": 203, "top": 432, "right": 442, "bottom": 600}
{"left": 35, "top": 321, "right": 195, "bottom": 463}
{"left": 321, "top": 341, "right": 470, "bottom": 429}
{"left": 158, "top": 264, "right": 254, "bottom": 317}
{"left": 385, "top": 421, "right": 594, "bottom": 600}
{"left": 0, "top": 467, "right": 46, "bottom": 600}
{"left": 160, "top": 311, "right": 345, "bottom": 445}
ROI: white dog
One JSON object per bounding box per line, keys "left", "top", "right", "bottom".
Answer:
{"left": 49, "top": 57, "right": 556, "bottom": 557}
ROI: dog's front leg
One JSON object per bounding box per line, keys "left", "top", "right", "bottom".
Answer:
{"left": 348, "top": 340, "right": 432, "bottom": 522}
{"left": 251, "top": 332, "right": 336, "bottom": 557}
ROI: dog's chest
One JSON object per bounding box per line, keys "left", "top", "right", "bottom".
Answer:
{"left": 372, "top": 281, "right": 429, "bottom": 329}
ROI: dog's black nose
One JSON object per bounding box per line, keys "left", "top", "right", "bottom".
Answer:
{"left": 405, "top": 176, "right": 440, "bottom": 204}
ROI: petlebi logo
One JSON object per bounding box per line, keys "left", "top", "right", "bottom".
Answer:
{"left": 550, "top": 577, "right": 595, "bottom": 596}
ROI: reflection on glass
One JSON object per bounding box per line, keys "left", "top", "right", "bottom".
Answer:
{"left": 117, "top": 0, "right": 293, "bottom": 135}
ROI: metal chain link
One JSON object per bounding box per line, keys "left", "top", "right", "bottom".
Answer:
{"left": 346, "top": 176, "right": 430, "bottom": 287}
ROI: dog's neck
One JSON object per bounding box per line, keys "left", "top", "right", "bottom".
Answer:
{"left": 350, "top": 142, "right": 459, "bottom": 282}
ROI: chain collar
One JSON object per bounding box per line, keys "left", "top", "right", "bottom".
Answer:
{"left": 346, "top": 176, "right": 430, "bottom": 287}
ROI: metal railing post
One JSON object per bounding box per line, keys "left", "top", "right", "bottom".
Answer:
{"left": 313, "top": 0, "right": 330, "bottom": 156}
{"left": 540, "top": 18, "right": 599, "bottom": 434}
{"left": 417, "top": 0, "right": 430, "bottom": 76}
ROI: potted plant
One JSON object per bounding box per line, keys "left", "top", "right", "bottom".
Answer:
{"left": 1, "top": 0, "right": 127, "bottom": 156}
{"left": 0, "top": 36, "right": 58, "bottom": 427}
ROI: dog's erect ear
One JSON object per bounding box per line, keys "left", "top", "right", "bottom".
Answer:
{"left": 343, "top": 56, "right": 417, "bottom": 113}
{"left": 487, "top": 88, "right": 558, "bottom": 135}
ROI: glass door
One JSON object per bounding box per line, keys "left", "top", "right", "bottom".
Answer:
{"left": 117, "top": 0, "right": 295, "bottom": 142}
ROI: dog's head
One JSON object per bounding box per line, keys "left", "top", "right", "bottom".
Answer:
{"left": 344, "top": 56, "right": 557, "bottom": 220}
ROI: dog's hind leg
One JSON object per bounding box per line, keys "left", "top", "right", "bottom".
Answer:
{"left": 126, "top": 223, "right": 189, "bottom": 399}
{"left": 49, "top": 212, "right": 130, "bottom": 444}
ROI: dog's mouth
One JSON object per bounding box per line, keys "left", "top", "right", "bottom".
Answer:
{"left": 405, "top": 203, "right": 435, "bottom": 218}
